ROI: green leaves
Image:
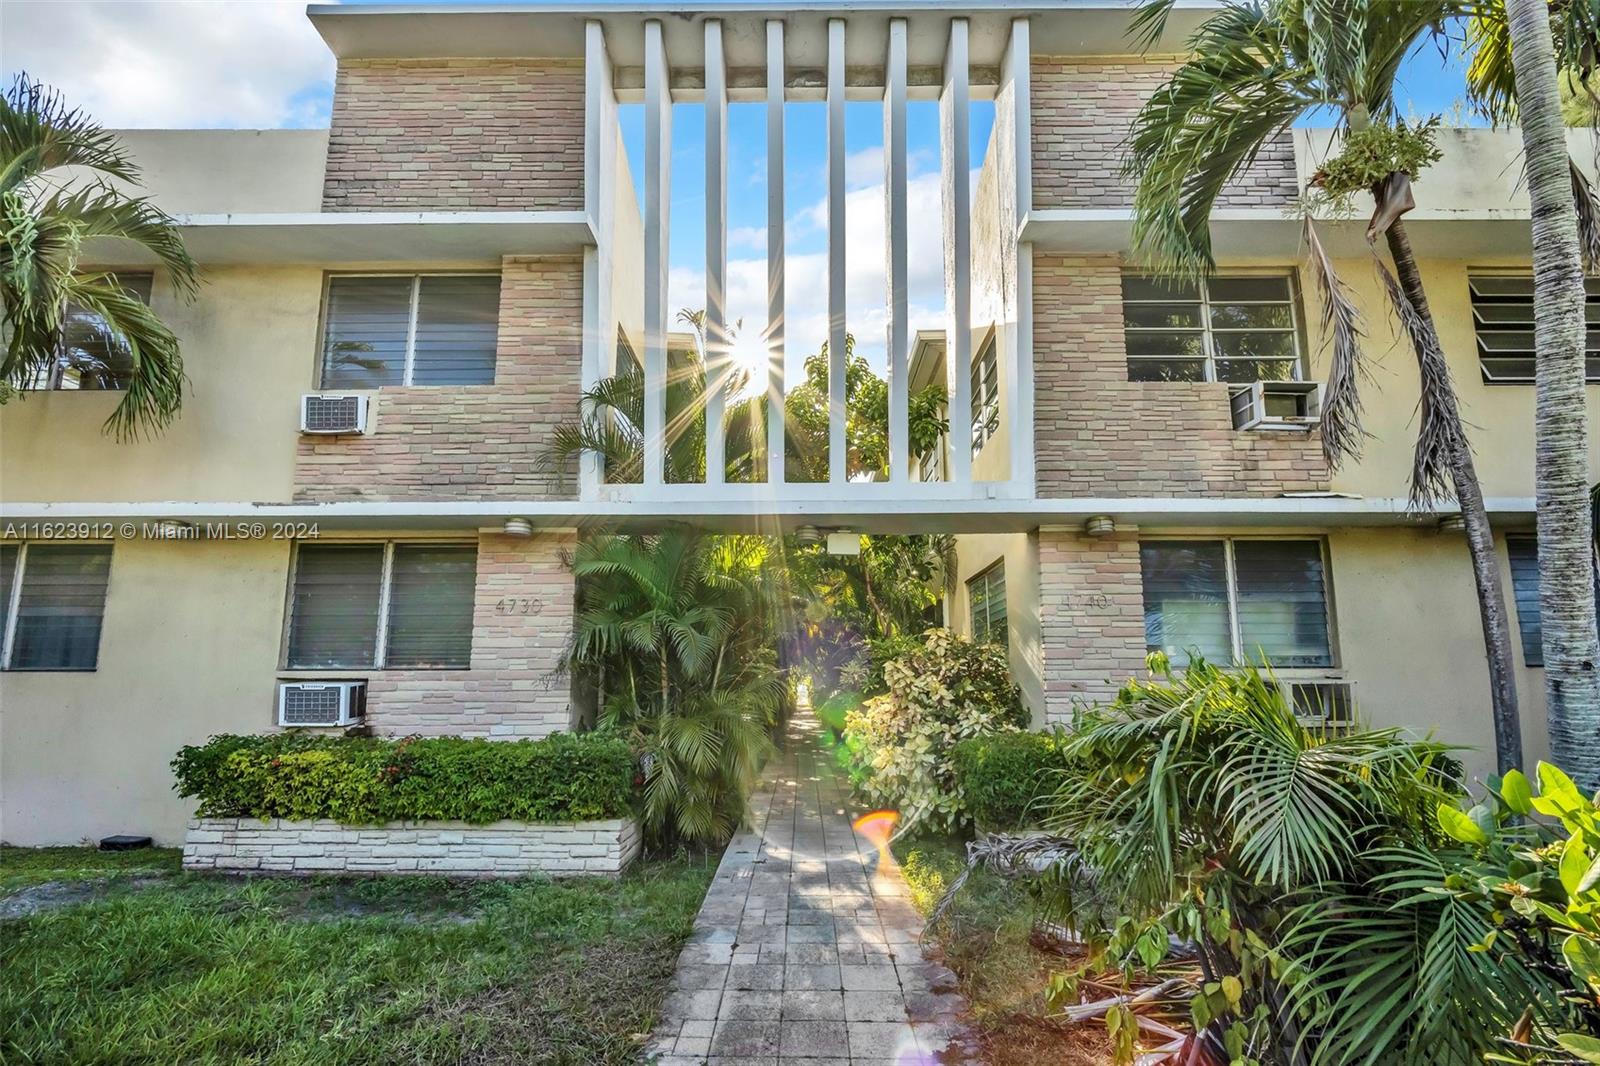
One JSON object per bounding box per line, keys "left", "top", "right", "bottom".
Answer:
{"left": 1500, "top": 768, "right": 1534, "bottom": 815}
{"left": 1558, "top": 1034, "right": 1600, "bottom": 1063}
{"left": 1438, "top": 803, "right": 1492, "bottom": 845}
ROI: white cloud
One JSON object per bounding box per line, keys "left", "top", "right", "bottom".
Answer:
{"left": 729, "top": 225, "right": 766, "bottom": 252}
{"left": 668, "top": 171, "right": 950, "bottom": 382}
{"left": 0, "top": 1, "right": 334, "bottom": 128}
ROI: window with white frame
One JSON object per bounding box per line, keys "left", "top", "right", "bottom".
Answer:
{"left": 968, "top": 560, "right": 1008, "bottom": 649}
{"left": 971, "top": 333, "right": 1000, "bottom": 455}
{"left": 286, "top": 542, "right": 477, "bottom": 669}
{"left": 1140, "top": 539, "right": 1333, "bottom": 668}
{"left": 0, "top": 543, "right": 113, "bottom": 671}
{"left": 1470, "top": 275, "right": 1600, "bottom": 384}
{"left": 1122, "top": 275, "right": 1303, "bottom": 383}
{"left": 26, "top": 273, "right": 155, "bottom": 391}
{"left": 319, "top": 274, "right": 500, "bottom": 389}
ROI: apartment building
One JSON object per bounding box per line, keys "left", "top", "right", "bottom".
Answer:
{"left": 3, "top": 1, "right": 1595, "bottom": 845}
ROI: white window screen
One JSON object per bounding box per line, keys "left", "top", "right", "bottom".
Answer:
{"left": 4, "top": 544, "right": 113, "bottom": 671}
{"left": 1141, "top": 539, "right": 1332, "bottom": 668}
{"left": 968, "top": 561, "right": 1008, "bottom": 649}
{"left": 321, "top": 275, "right": 499, "bottom": 388}
{"left": 1470, "top": 276, "right": 1600, "bottom": 384}
{"left": 287, "top": 543, "right": 476, "bottom": 669}
{"left": 1122, "top": 275, "right": 1301, "bottom": 384}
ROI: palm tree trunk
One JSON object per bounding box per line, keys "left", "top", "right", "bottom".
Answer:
{"left": 1383, "top": 220, "right": 1525, "bottom": 775}
{"left": 1506, "top": 0, "right": 1600, "bottom": 790}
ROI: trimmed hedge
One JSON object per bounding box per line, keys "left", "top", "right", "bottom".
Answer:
{"left": 951, "top": 731, "right": 1069, "bottom": 830}
{"left": 172, "top": 732, "right": 637, "bottom": 825}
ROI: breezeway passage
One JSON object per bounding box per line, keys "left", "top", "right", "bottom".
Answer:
{"left": 649, "top": 707, "right": 975, "bottom": 1064}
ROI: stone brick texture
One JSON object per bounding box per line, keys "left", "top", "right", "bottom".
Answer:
{"left": 1032, "top": 254, "right": 1329, "bottom": 497}
{"left": 322, "top": 59, "right": 585, "bottom": 212}
{"left": 295, "top": 256, "right": 582, "bottom": 503}
{"left": 183, "top": 817, "right": 642, "bottom": 877}
{"left": 1030, "top": 57, "right": 1297, "bottom": 210}
{"left": 357, "top": 530, "right": 576, "bottom": 738}
{"left": 1039, "top": 527, "right": 1150, "bottom": 719}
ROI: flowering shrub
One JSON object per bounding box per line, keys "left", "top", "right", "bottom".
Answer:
{"left": 843, "top": 628, "right": 1026, "bottom": 833}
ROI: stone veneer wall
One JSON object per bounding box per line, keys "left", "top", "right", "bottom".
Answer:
{"left": 322, "top": 59, "right": 585, "bottom": 212}
{"left": 1039, "top": 527, "right": 1150, "bottom": 720}
{"left": 1032, "top": 254, "right": 1329, "bottom": 497}
{"left": 348, "top": 530, "right": 575, "bottom": 738}
{"left": 183, "top": 817, "right": 641, "bottom": 877}
{"left": 1030, "top": 57, "right": 1297, "bottom": 210}
{"left": 295, "top": 256, "right": 582, "bottom": 503}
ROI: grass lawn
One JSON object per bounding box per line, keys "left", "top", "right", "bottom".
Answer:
{"left": 0, "top": 845, "right": 714, "bottom": 1065}
{"left": 893, "top": 833, "right": 1114, "bottom": 1066}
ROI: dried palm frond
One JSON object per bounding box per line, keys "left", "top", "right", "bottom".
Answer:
{"left": 1305, "top": 219, "right": 1369, "bottom": 468}
{"left": 1572, "top": 158, "right": 1600, "bottom": 272}
{"left": 924, "top": 832, "right": 1096, "bottom": 930}
{"left": 1372, "top": 256, "right": 1465, "bottom": 508}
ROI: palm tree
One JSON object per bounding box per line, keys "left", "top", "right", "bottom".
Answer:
{"left": 1, "top": 74, "right": 197, "bottom": 437}
{"left": 1126, "top": 0, "right": 1524, "bottom": 774}
{"left": 570, "top": 529, "right": 782, "bottom": 843}
{"left": 1468, "top": 1, "right": 1600, "bottom": 788}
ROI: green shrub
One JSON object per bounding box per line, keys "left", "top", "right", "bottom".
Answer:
{"left": 843, "top": 628, "right": 1027, "bottom": 834}
{"left": 172, "top": 732, "right": 636, "bottom": 825}
{"left": 952, "top": 731, "right": 1068, "bottom": 831}
{"left": 813, "top": 690, "right": 862, "bottom": 736}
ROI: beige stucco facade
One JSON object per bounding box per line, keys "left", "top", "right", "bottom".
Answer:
{"left": 3, "top": 4, "right": 1593, "bottom": 844}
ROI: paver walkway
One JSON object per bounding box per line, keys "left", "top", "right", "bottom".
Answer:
{"left": 649, "top": 706, "right": 977, "bottom": 1065}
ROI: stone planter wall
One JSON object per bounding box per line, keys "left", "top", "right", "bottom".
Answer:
{"left": 182, "top": 817, "right": 641, "bottom": 877}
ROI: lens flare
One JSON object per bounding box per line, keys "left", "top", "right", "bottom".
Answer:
{"left": 852, "top": 809, "right": 900, "bottom": 850}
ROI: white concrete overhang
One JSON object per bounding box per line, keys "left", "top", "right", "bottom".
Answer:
{"left": 0, "top": 495, "right": 1539, "bottom": 536}
{"left": 1020, "top": 208, "right": 1542, "bottom": 260}
{"left": 307, "top": 1, "right": 1217, "bottom": 68}
{"left": 83, "top": 212, "right": 596, "bottom": 267}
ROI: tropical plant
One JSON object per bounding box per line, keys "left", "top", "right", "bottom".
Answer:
{"left": 1, "top": 74, "right": 198, "bottom": 436}
{"left": 1469, "top": 0, "right": 1600, "bottom": 789}
{"left": 1033, "top": 654, "right": 1527, "bottom": 1066}
{"left": 1432, "top": 761, "right": 1600, "bottom": 1059}
{"left": 1126, "top": 0, "right": 1525, "bottom": 774}
{"left": 842, "top": 628, "right": 1027, "bottom": 834}
{"left": 569, "top": 528, "right": 782, "bottom": 844}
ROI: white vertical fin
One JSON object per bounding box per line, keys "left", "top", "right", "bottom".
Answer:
{"left": 766, "top": 19, "right": 787, "bottom": 486}
{"left": 580, "top": 20, "right": 613, "bottom": 498}
{"left": 884, "top": 18, "right": 910, "bottom": 484}
{"left": 827, "top": 17, "right": 847, "bottom": 486}
{"left": 941, "top": 18, "right": 972, "bottom": 484}
{"left": 642, "top": 20, "right": 671, "bottom": 486}
{"left": 704, "top": 19, "right": 728, "bottom": 485}
{"left": 1008, "top": 18, "right": 1035, "bottom": 491}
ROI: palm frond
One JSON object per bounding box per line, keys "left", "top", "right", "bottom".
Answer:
{"left": 1373, "top": 253, "right": 1465, "bottom": 507}
{"left": 1306, "top": 219, "right": 1370, "bottom": 467}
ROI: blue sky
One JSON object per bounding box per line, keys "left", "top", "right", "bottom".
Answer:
{"left": 4, "top": 0, "right": 1477, "bottom": 372}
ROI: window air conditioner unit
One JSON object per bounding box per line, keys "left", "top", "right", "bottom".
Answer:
{"left": 300, "top": 394, "right": 369, "bottom": 435}
{"left": 278, "top": 681, "right": 367, "bottom": 727}
{"left": 1229, "top": 380, "right": 1322, "bottom": 432}
{"left": 1283, "top": 679, "right": 1353, "bottom": 728}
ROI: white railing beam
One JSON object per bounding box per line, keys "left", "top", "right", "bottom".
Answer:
{"left": 827, "top": 18, "right": 847, "bottom": 487}
{"left": 941, "top": 18, "right": 973, "bottom": 484}
{"left": 1007, "top": 17, "right": 1035, "bottom": 490}
{"left": 704, "top": 20, "right": 728, "bottom": 485}
{"left": 643, "top": 20, "right": 671, "bottom": 486}
{"left": 766, "top": 19, "right": 787, "bottom": 487}
{"left": 884, "top": 19, "right": 910, "bottom": 484}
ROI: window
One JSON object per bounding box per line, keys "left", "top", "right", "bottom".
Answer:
{"left": 968, "top": 560, "right": 1008, "bottom": 649}
{"left": 1504, "top": 536, "right": 1600, "bottom": 666}
{"left": 1122, "top": 275, "right": 1302, "bottom": 383}
{"left": 1470, "top": 275, "right": 1600, "bottom": 384}
{"left": 320, "top": 275, "right": 499, "bottom": 388}
{"left": 1140, "top": 539, "right": 1333, "bottom": 668}
{"left": 27, "top": 273, "right": 155, "bottom": 391}
{"left": 971, "top": 334, "right": 1000, "bottom": 455}
{"left": 286, "top": 543, "right": 476, "bottom": 669}
{"left": 1, "top": 544, "right": 114, "bottom": 671}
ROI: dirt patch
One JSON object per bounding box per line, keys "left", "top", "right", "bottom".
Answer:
{"left": 0, "top": 876, "right": 164, "bottom": 919}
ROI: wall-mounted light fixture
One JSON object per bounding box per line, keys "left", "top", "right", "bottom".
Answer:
{"left": 794, "top": 524, "right": 823, "bottom": 546}
{"left": 1437, "top": 514, "right": 1466, "bottom": 533}
{"left": 502, "top": 518, "right": 534, "bottom": 537}
{"left": 1084, "top": 515, "right": 1117, "bottom": 538}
